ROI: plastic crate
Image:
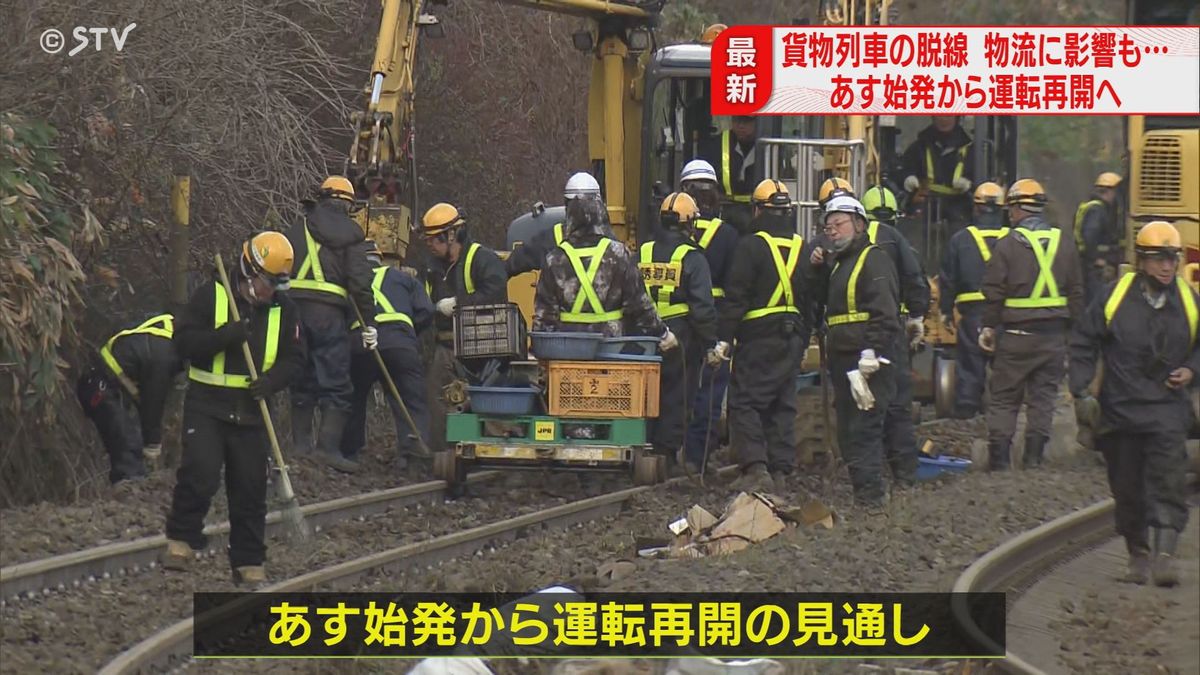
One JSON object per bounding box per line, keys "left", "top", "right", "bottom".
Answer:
{"left": 455, "top": 303, "right": 526, "bottom": 359}
{"left": 529, "top": 332, "right": 602, "bottom": 360}
{"left": 547, "top": 360, "right": 660, "bottom": 419}
{"left": 466, "top": 386, "right": 539, "bottom": 415}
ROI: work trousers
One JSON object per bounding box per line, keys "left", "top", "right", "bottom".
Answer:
{"left": 291, "top": 302, "right": 353, "bottom": 412}
{"left": 729, "top": 333, "right": 802, "bottom": 474}
{"left": 426, "top": 341, "right": 458, "bottom": 452}
{"left": 830, "top": 351, "right": 896, "bottom": 504}
{"left": 953, "top": 307, "right": 987, "bottom": 417}
{"left": 165, "top": 406, "right": 269, "bottom": 568}
{"left": 76, "top": 369, "right": 145, "bottom": 483}
{"left": 986, "top": 330, "right": 1066, "bottom": 446}
{"left": 883, "top": 329, "right": 918, "bottom": 483}
{"left": 649, "top": 322, "right": 701, "bottom": 455}
{"left": 342, "top": 345, "right": 429, "bottom": 460}
{"left": 1099, "top": 430, "right": 1190, "bottom": 546}
{"left": 684, "top": 358, "right": 731, "bottom": 467}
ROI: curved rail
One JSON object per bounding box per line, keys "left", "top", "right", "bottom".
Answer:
{"left": 951, "top": 498, "right": 1116, "bottom": 675}
{"left": 0, "top": 472, "right": 500, "bottom": 603}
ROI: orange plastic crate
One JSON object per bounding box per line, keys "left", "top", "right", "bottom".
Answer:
{"left": 547, "top": 360, "right": 660, "bottom": 419}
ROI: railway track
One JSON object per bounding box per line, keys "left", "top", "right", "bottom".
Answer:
{"left": 0, "top": 472, "right": 502, "bottom": 603}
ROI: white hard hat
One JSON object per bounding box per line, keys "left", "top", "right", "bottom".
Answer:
{"left": 823, "top": 195, "right": 867, "bottom": 220}
{"left": 680, "top": 159, "right": 718, "bottom": 184}
{"left": 564, "top": 172, "right": 601, "bottom": 200}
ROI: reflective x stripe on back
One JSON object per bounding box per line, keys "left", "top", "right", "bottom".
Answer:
{"left": 188, "top": 284, "right": 281, "bottom": 388}
{"left": 924, "top": 145, "right": 968, "bottom": 195}
{"left": 743, "top": 231, "right": 803, "bottom": 321}
{"left": 100, "top": 314, "right": 174, "bottom": 397}
{"left": 721, "top": 131, "right": 751, "bottom": 203}
{"left": 640, "top": 242, "right": 692, "bottom": 320}
{"left": 553, "top": 223, "right": 564, "bottom": 245}
{"left": 560, "top": 239, "right": 622, "bottom": 323}
{"left": 351, "top": 266, "right": 414, "bottom": 329}
{"left": 695, "top": 218, "right": 725, "bottom": 297}
{"left": 1004, "top": 227, "right": 1068, "bottom": 309}
{"left": 827, "top": 244, "right": 875, "bottom": 326}
{"left": 1105, "top": 272, "right": 1198, "bottom": 346}
{"left": 290, "top": 222, "right": 349, "bottom": 298}
{"left": 955, "top": 226, "right": 1011, "bottom": 305}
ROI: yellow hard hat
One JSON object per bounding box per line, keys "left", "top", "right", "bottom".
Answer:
{"left": 752, "top": 179, "right": 791, "bottom": 208}
{"left": 973, "top": 181, "right": 1005, "bottom": 206}
{"left": 818, "top": 177, "right": 855, "bottom": 204}
{"left": 241, "top": 231, "right": 294, "bottom": 288}
{"left": 1006, "top": 178, "right": 1047, "bottom": 212}
{"left": 1094, "top": 172, "right": 1122, "bottom": 188}
{"left": 700, "top": 24, "right": 727, "bottom": 44}
{"left": 1134, "top": 221, "right": 1182, "bottom": 254}
{"left": 422, "top": 203, "right": 464, "bottom": 237}
{"left": 320, "top": 175, "right": 356, "bottom": 202}
{"left": 660, "top": 192, "right": 699, "bottom": 226}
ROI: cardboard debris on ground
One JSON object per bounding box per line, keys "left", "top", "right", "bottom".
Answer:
{"left": 657, "top": 492, "right": 835, "bottom": 558}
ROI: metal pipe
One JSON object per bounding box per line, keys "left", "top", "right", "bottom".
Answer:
{"left": 370, "top": 72, "right": 385, "bottom": 110}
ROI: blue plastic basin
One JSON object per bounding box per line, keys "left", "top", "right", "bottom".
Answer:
{"left": 916, "top": 454, "right": 972, "bottom": 481}
{"left": 529, "top": 332, "right": 602, "bottom": 360}
{"left": 467, "top": 386, "right": 539, "bottom": 416}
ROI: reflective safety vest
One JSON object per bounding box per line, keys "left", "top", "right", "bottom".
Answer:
{"left": 694, "top": 218, "right": 725, "bottom": 297}
{"left": 290, "top": 223, "right": 349, "bottom": 298}
{"left": 553, "top": 223, "right": 565, "bottom": 245}
{"left": 188, "top": 284, "right": 281, "bottom": 388}
{"left": 461, "top": 242, "right": 482, "bottom": 295}
{"left": 1003, "top": 227, "right": 1068, "bottom": 309}
{"left": 955, "top": 226, "right": 1010, "bottom": 305}
{"left": 924, "top": 144, "right": 969, "bottom": 195}
{"left": 743, "top": 231, "right": 803, "bottom": 321}
{"left": 1072, "top": 199, "right": 1122, "bottom": 254}
{"left": 639, "top": 242, "right": 693, "bottom": 320}
{"left": 1104, "top": 272, "right": 1198, "bottom": 346}
{"left": 827, "top": 244, "right": 876, "bottom": 326}
{"left": 865, "top": 221, "right": 909, "bottom": 314}
{"left": 351, "top": 266, "right": 414, "bottom": 330}
{"left": 100, "top": 314, "right": 174, "bottom": 398}
{"left": 721, "top": 130, "right": 752, "bottom": 203}
{"left": 559, "top": 239, "right": 622, "bottom": 324}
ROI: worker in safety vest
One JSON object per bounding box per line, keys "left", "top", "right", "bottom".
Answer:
{"left": 77, "top": 313, "right": 182, "bottom": 483}
{"left": 901, "top": 116, "right": 974, "bottom": 230}
{"left": 701, "top": 115, "right": 757, "bottom": 233}
{"left": 343, "top": 240, "right": 434, "bottom": 470}
{"left": 818, "top": 195, "right": 902, "bottom": 509}
{"left": 163, "top": 232, "right": 305, "bottom": 584}
{"left": 711, "top": 179, "right": 810, "bottom": 493}
{"left": 641, "top": 192, "right": 716, "bottom": 469}
{"left": 1074, "top": 171, "right": 1124, "bottom": 304}
{"left": 285, "top": 175, "right": 377, "bottom": 474}
{"left": 937, "top": 182, "right": 1010, "bottom": 418}
{"left": 1070, "top": 221, "right": 1198, "bottom": 587}
{"left": 979, "top": 179, "right": 1084, "bottom": 470}
{"left": 680, "top": 160, "right": 738, "bottom": 475}
{"left": 533, "top": 172, "right": 673, "bottom": 345}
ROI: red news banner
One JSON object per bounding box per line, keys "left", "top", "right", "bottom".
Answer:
{"left": 711, "top": 26, "right": 1200, "bottom": 116}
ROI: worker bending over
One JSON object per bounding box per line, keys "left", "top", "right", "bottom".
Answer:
{"left": 164, "top": 232, "right": 304, "bottom": 584}
{"left": 533, "top": 172, "right": 674, "bottom": 346}
{"left": 77, "top": 312, "right": 182, "bottom": 483}
{"left": 938, "top": 182, "right": 1009, "bottom": 418}
{"left": 641, "top": 192, "right": 716, "bottom": 470}
{"left": 343, "top": 241, "right": 434, "bottom": 469}
{"left": 979, "top": 179, "right": 1084, "bottom": 470}
{"left": 680, "top": 160, "right": 738, "bottom": 475}
{"left": 1070, "top": 222, "right": 1198, "bottom": 587}
{"left": 286, "top": 176, "right": 376, "bottom": 474}
{"left": 715, "top": 180, "right": 810, "bottom": 494}
{"left": 818, "top": 196, "right": 901, "bottom": 508}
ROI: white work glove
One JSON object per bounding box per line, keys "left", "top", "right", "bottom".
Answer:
{"left": 659, "top": 328, "right": 679, "bottom": 351}
{"left": 848, "top": 370, "right": 875, "bottom": 411}
{"left": 978, "top": 326, "right": 996, "bottom": 353}
{"left": 904, "top": 175, "right": 920, "bottom": 192}
{"left": 436, "top": 297, "right": 457, "bottom": 317}
{"left": 361, "top": 325, "right": 379, "bottom": 351}
{"left": 906, "top": 317, "right": 926, "bottom": 350}
{"left": 858, "top": 349, "right": 881, "bottom": 376}
{"left": 706, "top": 341, "right": 730, "bottom": 367}
{"left": 953, "top": 176, "right": 972, "bottom": 193}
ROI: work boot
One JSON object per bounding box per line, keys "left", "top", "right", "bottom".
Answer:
{"left": 730, "top": 463, "right": 773, "bottom": 494}
{"left": 291, "top": 405, "right": 315, "bottom": 456}
{"left": 316, "top": 406, "right": 359, "bottom": 474}
{"left": 233, "top": 565, "right": 267, "bottom": 585}
{"left": 1022, "top": 434, "right": 1047, "bottom": 469}
{"left": 770, "top": 470, "right": 791, "bottom": 494}
{"left": 161, "top": 539, "right": 192, "bottom": 571}
{"left": 1123, "top": 541, "right": 1152, "bottom": 585}
{"left": 987, "top": 439, "right": 1011, "bottom": 471}
{"left": 1151, "top": 528, "right": 1180, "bottom": 587}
